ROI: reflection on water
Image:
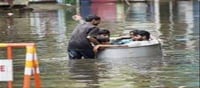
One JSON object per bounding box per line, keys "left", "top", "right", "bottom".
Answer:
{"left": 127, "top": 2, "right": 149, "bottom": 22}
{"left": 0, "top": 0, "right": 199, "bottom": 88}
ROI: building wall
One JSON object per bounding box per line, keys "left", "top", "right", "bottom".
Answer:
{"left": 0, "top": 0, "right": 28, "bottom": 5}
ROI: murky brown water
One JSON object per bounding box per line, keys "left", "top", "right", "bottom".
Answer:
{"left": 0, "top": 0, "right": 199, "bottom": 88}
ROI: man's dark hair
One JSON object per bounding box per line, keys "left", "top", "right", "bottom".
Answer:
{"left": 129, "top": 29, "right": 140, "bottom": 36}
{"left": 85, "top": 14, "right": 101, "bottom": 22}
{"left": 138, "top": 30, "right": 150, "bottom": 40}
{"left": 97, "top": 37, "right": 110, "bottom": 43}
{"left": 96, "top": 29, "right": 110, "bottom": 43}
{"left": 98, "top": 29, "right": 110, "bottom": 36}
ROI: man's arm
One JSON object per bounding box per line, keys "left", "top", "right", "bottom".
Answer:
{"left": 87, "top": 36, "right": 100, "bottom": 45}
{"left": 93, "top": 44, "right": 128, "bottom": 53}
{"left": 112, "top": 35, "right": 131, "bottom": 41}
{"left": 87, "top": 27, "right": 100, "bottom": 45}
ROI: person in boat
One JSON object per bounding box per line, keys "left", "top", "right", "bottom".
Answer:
{"left": 127, "top": 29, "right": 150, "bottom": 41}
{"left": 122, "top": 30, "right": 152, "bottom": 47}
{"left": 93, "top": 29, "right": 112, "bottom": 53}
{"left": 67, "top": 14, "right": 101, "bottom": 59}
{"left": 93, "top": 30, "right": 152, "bottom": 53}
{"left": 95, "top": 29, "right": 110, "bottom": 43}
{"left": 111, "top": 29, "right": 141, "bottom": 45}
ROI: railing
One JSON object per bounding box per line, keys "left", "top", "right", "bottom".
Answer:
{"left": 0, "top": 43, "right": 41, "bottom": 88}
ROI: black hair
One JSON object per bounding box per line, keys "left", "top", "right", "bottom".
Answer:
{"left": 138, "top": 30, "right": 150, "bottom": 40}
{"left": 129, "top": 29, "right": 140, "bottom": 36}
{"left": 96, "top": 29, "right": 110, "bottom": 43}
{"left": 98, "top": 29, "right": 110, "bottom": 36}
{"left": 85, "top": 14, "right": 101, "bottom": 22}
{"left": 96, "top": 37, "right": 110, "bottom": 43}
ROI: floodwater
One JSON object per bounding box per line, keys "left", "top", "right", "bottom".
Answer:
{"left": 0, "top": 0, "right": 199, "bottom": 88}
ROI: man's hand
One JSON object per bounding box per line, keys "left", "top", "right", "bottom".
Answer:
{"left": 93, "top": 45, "right": 100, "bottom": 53}
{"left": 72, "top": 15, "right": 82, "bottom": 21}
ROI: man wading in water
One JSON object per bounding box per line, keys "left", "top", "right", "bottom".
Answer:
{"left": 67, "top": 15, "right": 101, "bottom": 59}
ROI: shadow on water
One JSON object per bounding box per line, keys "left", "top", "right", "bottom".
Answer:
{"left": 0, "top": 0, "right": 199, "bottom": 88}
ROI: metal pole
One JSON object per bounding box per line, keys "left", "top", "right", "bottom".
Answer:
{"left": 76, "top": 0, "right": 80, "bottom": 15}
{"left": 7, "top": 46, "right": 13, "bottom": 88}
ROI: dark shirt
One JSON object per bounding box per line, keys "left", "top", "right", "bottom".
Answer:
{"left": 68, "top": 22, "right": 99, "bottom": 50}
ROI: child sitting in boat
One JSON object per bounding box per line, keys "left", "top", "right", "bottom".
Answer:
{"left": 93, "top": 30, "right": 154, "bottom": 53}
{"left": 113, "top": 29, "right": 151, "bottom": 44}
{"left": 120, "top": 30, "right": 160, "bottom": 47}
{"left": 95, "top": 29, "right": 110, "bottom": 44}
{"left": 111, "top": 29, "right": 141, "bottom": 45}
{"left": 122, "top": 30, "right": 152, "bottom": 47}
{"left": 93, "top": 29, "right": 113, "bottom": 53}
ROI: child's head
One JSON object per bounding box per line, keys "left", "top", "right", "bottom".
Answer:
{"left": 96, "top": 37, "right": 110, "bottom": 44}
{"left": 98, "top": 29, "right": 110, "bottom": 38}
{"left": 129, "top": 30, "right": 150, "bottom": 41}
{"left": 96, "top": 29, "right": 110, "bottom": 44}
{"left": 138, "top": 30, "right": 150, "bottom": 40}
{"left": 129, "top": 30, "right": 140, "bottom": 36}
{"left": 129, "top": 30, "right": 142, "bottom": 41}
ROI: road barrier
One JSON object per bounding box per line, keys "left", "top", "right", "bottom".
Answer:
{"left": 0, "top": 43, "right": 41, "bottom": 88}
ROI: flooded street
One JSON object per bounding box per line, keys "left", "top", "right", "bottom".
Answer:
{"left": 0, "top": 0, "right": 199, "bottom": 88}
